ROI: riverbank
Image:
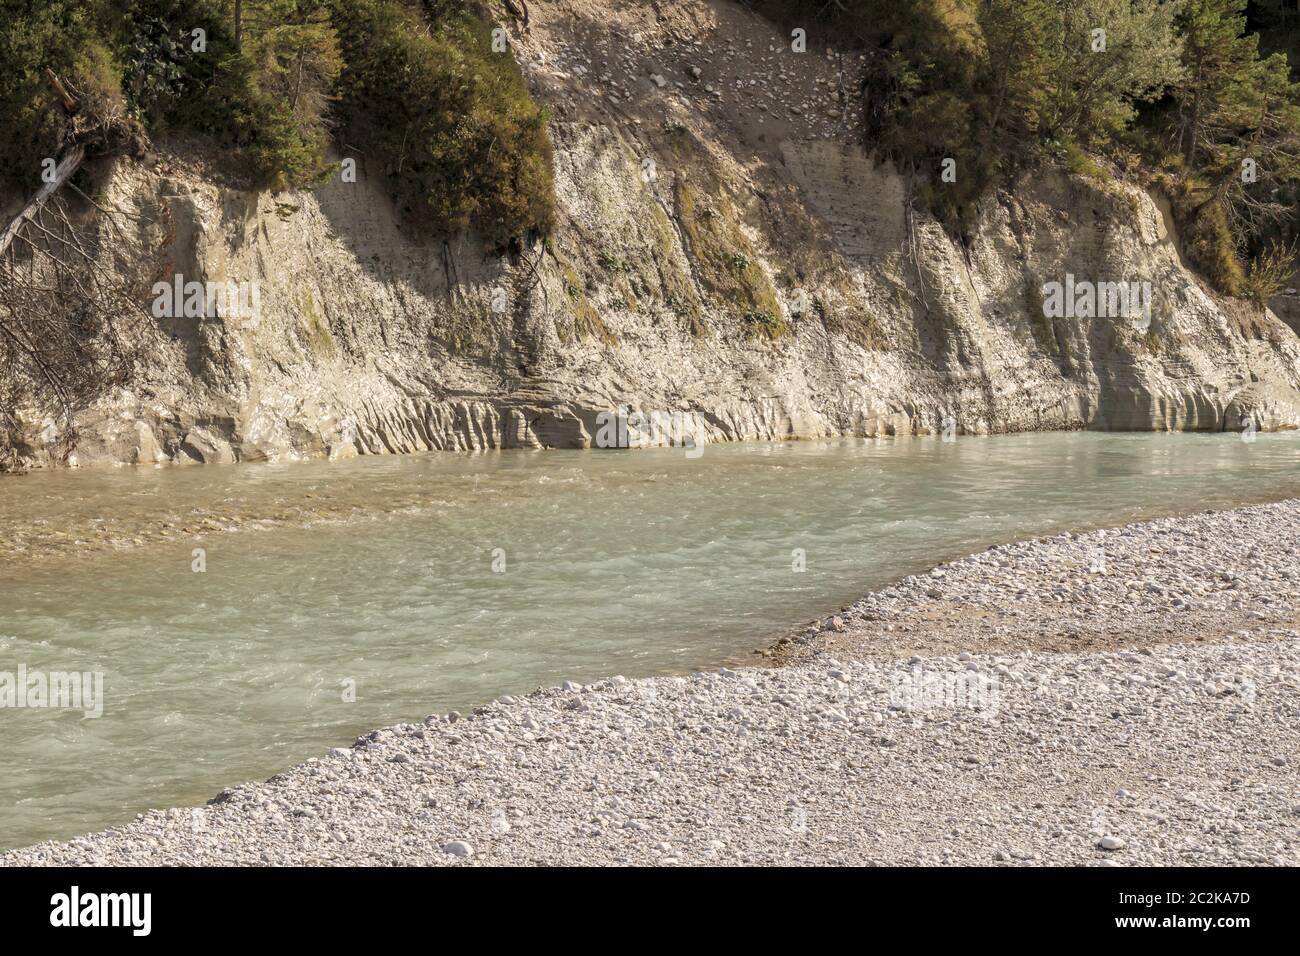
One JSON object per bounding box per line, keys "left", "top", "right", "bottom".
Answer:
{"left": 773, "top": 497, "right": 1300, "bottom": 664}
{"left": 4, "top": 499, "right": 1297, "bottom": 866}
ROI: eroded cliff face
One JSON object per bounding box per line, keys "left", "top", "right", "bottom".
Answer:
{"left": 6, "top": 0, "right": 1300, "bottom": 469}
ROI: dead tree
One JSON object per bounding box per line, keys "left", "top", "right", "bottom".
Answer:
{"left": 0, "top": 188, "right": 164, "bottom": 466}
{"left": 0, "top": 146, "right": 86, "bottom": 260}
{"left": 0, "top": 70, "right": 157, "bottom": 469}
{"left": 503, "top": 0, "right": 530, "bottom": 27}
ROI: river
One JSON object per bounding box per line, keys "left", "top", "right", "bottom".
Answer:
{"left": 2, "top": 430, "right": 1298, "bottom": 849}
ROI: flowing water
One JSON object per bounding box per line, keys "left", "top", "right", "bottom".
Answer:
{"left": 2, "top": 430, "right": 1299, "bottom": 850}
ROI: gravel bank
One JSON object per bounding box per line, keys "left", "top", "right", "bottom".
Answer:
{"left": 6, "top": 501, "right": 1299, "bottom": 866}
{"left": 775, "top": 498, "right": 1300, "bottom": 664}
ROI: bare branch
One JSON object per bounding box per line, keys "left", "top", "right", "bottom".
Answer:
{"left": 0, "top": 145, "right": 86, "bottom": 259}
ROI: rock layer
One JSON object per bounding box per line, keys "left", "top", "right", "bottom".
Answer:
{"left": 5, "top": 0, "right": 1300, "bottom": 469}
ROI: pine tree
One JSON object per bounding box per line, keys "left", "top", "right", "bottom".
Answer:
{"left": 1176, "top": 0, "right": 1261, "bottom": 166}
{"left": 1043, "top": 0, "right": 1184, "bottom": 148}
{"left": 1175, "top": 0, "right": 1300, "bottom": 274}
{"left": 977, "top": 0, "right": 1053, "bottom": 149}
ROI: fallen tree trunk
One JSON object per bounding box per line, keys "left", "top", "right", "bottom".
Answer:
{"left": 504, "top": 0, "right": 530, "bottom": 27}
{"left": 0, "top": 144, "right": 86, "bottom": 259}
{"left": 44, "top": 67, "right": 79, "bottom": 115}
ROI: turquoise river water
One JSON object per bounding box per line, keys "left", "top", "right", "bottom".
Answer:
{"left": 1, "top": 430, "right": 1299, "bottom": 850}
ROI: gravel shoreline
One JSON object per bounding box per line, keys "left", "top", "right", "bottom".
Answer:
{"left": 6, "top": 501, "right": 1299, "bottom": 866}
{"left": 774, "top": 498, "right": 1300, "bottom": 664}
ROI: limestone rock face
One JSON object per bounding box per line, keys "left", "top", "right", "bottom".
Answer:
{"left": 6, "top": 0, "right": 1300, "bottom": 469}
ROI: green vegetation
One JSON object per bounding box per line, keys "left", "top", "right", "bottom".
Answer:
{"left": 1061, "top": 142, "right": 1113, "bottom": 184}
{"left": 675, "top": 177, "right": 785, "bottom": 338}
{"left": 296, "top": 287, "right": 337, "bottom": 357}
{"left": 742, "top": 308, "right": 784, "bottom": 336}
{"left": 1156, "top": 166, "right": 1250, "bottom": 295}
{"left": 555, "top": 263, "right": 615, "bottom": 344}
{"left": 0, "top": 0, "right": 555, "bottom": 243}
{"left": 115, "top": 1, "right": 342, "bottom": 190}
{"left": 329, "top": 0, "right": 555, "bottom": 243}
{"left": 757, "top": 0, "right": 1300, "bottom": 299}
{"left": 0, "top": 1, "right": 125, "bottom": 192}
{"left": 597, "top": 251, "right": 630, "bottom": 273}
